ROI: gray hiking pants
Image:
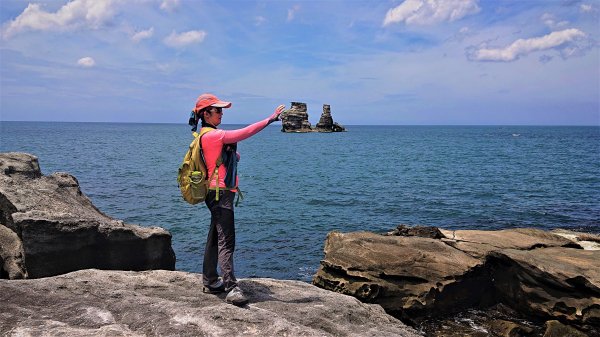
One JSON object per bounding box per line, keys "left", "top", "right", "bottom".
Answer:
{"left": 203, "top": 190, "right": 237, "bottom": 291}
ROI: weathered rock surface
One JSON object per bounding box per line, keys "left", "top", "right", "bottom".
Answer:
{"left": 0, "top": 269, "right": 420, "bottom": 337}
{"left": 543, "top": 320, "right": 588, "bottom": 337}
{"left": 0, "top": 224, "right": 26, "bottom": 279}
{"left": 281, "top": 102, "right": 313, "bottom": 132}
{"left": 313, "top": 231, "right": 488, "bottom": 318}
{"left": 489, "top": 247, "right": 600, "bottom": 325}
{"left": 418, "top": 304, "right": 538, "bottom": 337}
{"left": 0, "top": 152, "right": 175, "bottom": 279}
{"left": 439, "top": 228, "right": 581, "bottom": 259}
{"left": 313, "top": 227, "right": 599, "bottom": 335}
{"left": 315, "top": 104, "right": 346, "bottom": 132}
{"left": 387, "top": 224, "right": 444, "bottom": 239}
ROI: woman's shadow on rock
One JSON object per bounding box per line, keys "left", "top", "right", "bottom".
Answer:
{"left": 237, "top": 280, "right": 324, "bottom": 306}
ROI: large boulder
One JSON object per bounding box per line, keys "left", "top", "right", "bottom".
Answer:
{"left": 489, "top": 247, "right": 600, "bottom": 325}
{"left": 313, "top": 231, "right": 490, "bottom": 320}
{"left": 0, "top": 152, "right": 175, "bottom": 279}
{"left": 0, "top": 269, "right": 420, "bottom": 337}
{"left": 313, "top": 227, "right": 600, "bottom": 332}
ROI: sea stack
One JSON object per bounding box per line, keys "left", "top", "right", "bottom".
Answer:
{"left": 281, "top": 102, "right": 346, "bottom": 133}
{"left": 315, "top": 104, "right": 346, "bottom": 132}
{"left": 281, "top": 102, "right": 313, "bottom": 133}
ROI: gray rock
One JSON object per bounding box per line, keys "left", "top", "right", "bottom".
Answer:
{"left": 313, "top": 227, "right": 600, "bottom": 330}
{"left": 0, "top": 152, "right": 42, "bottom": 179}
{"left": 386, "top": 224, "right": 445, "bottom": 239}
{"left": 0, "top": 269, "right": 421, "bottom": 337}
{"left": 0, "top": 224, "right": 26, "bottom": 279}
{"left": 0, "top": 152, "right": 175, "bottom": 279}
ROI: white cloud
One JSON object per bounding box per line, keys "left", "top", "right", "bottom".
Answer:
{"left": 255, "top": 16, "right": 267, "bottom": 26}
{"left": 541, "top": 13, "right": 568, "bottom": 29}
{"left": 2, "top": 0, "right": 117, "bottom": 38}
{"left": 131, "top": 27, "right": 154, "bottom": 43}
{"left": 77, "top": 57, "right": 95, "bottom": 68}
{"left": 287, "top": 5, "right": 300, "bottom": 22}
{"left": 160, "top": 0, "right": 180, "bottom": 12}
{"left": 468, "top": 28, "right": 587, "bottom": 62}
{"left": 383, "top": 0, "right": 480, "bottom": 26}
{"left": 448, "top": 26, "right": 473, "bottom": 42}
{"left": 156, "top": 63, "right": 173, "bottom": 73}
{"left": 163, "top": 30, "right": 206, "bottom": 48}
{"left": 580, "top": 4, "right": 593, "bottom": 13}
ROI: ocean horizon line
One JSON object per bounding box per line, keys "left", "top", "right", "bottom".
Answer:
{"left": 1, "top": 120, "right": 599, "bottom": 128}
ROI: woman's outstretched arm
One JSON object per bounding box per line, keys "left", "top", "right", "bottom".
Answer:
{"left": 221, "top": 105, "right": 285, "bottom": 144}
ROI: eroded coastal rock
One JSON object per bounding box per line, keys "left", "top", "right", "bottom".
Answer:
{"left": 281, "top": 102, "right": 313, "bottom": 132}
{"left": 313, "top": 226, "right": 600, "bottom": 336}
{"left": 281, "top": 102, "right": 345, "bottom": 133}
{"left": 0, "top": 269, "right": 420, "bottom": 337}
{"left": 0, "top": 152, "right": 175, "bottom": 279}
{"left": 316, "top": 104, "right": 346, "bottom": 132}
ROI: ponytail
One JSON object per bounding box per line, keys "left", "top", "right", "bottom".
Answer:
{"left": 189, "top": 108, "right": 216, "bottom": 131}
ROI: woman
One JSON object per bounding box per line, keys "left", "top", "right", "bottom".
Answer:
{"left": 190, "top": 93, "right": 285, "bottom": 306}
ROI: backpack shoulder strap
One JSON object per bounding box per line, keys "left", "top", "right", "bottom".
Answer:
{"left": 197, "top": 127, "right": 224, "bottom": 200}
{"left": 192, "top": 126, "right": 215, "bottom": 138}
{"left": 198, "top": 126, "right": 214, "bottom": 138}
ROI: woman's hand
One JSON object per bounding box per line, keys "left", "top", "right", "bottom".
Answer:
{"left": 268, "top": 104, "right": 286, "bottom": 124}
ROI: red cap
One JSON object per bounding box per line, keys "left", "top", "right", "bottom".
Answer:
{"left": 194, "top": 93, "right": 232, "bottom": 112}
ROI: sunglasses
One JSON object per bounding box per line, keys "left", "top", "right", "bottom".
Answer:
{"left": 210, "top": 107, "right": 223, "bottom": 114}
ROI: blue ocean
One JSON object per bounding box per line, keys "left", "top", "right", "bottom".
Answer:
{"left": 1, "top": 122, "right": 599, "bottom": 281}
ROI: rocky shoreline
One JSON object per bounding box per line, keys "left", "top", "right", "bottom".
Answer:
{"left": 1, "top": 269, "right": 420, "bottom": 336}
{"left": 0, "top": 152, "right": 175, "bottom": 279}
{"left": 0, "top": 152, "right": 418, "bottom": 336}
{"left": 313, "top": 225, "right": 600, "bottom": 336}
{"left": 1, "top": 152, "right": 598, "bottom": 336}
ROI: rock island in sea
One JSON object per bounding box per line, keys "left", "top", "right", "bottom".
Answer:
{"left": 281, "top": 102, "right": 346, "bottom": 133}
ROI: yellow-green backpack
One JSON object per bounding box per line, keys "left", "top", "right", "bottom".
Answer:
{"left": 177, "top": 127, "right": 217, "bottom": 204}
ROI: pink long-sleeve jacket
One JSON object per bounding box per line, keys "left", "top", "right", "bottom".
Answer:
{"left": 201, "top": 116, "right": 271, "bottom": 189}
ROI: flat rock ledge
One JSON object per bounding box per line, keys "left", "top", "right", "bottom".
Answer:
{"left": 0, "top": 152, "right": 175, "bottom": 279}
{"left": 0, "top": 269, "right": 420, "bottom": 337}
{"left": 313, "top": 226, "right": 600, "bottom": 336}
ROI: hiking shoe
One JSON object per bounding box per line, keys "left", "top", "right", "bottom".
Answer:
{"left": 202, "top": 279, "right": 225, "bottom": 294}
{"left": 225, "top": 286, "right": 248, "bottom": 306}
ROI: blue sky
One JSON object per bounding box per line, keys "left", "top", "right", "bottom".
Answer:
{"left": 0, "top": 0, "right": 598, "bottom": 125}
